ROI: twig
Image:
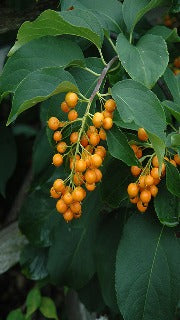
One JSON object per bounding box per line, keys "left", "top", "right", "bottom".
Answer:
{"left": 90, "top": 55, "right": 118, "bottom": 102}
{"left": 157, "top": 79, "right": 173, "bottom": 101}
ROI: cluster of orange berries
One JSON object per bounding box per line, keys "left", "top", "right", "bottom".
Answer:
{"left": 173, "top": 56, "right": 180, "bottom": 76}
{"left": 48, "top": 92, "right": 116, "bottom": 221}
{"left": 127, "top": 128, "right": 180, "bottom": 213}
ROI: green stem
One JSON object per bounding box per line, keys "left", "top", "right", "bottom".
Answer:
{"left": 98, "top": 48, "right": 107, "bottom": 66}
{"left": 84, "top": 67, "right": 100, "bottom": 77}
{"left": 105, "top": 34, "right": 117, "bottom": 53}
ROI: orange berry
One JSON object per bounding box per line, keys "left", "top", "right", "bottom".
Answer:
{"left": 91, "top": 154, "right": 103, "bottom": 168}
{"left": 89, "top": 132, "right": 100, "bottom": 146}
{"left": 174, "top": 57, "right": 180, "bottom": 68}
{"left": 70, "top": 201, "right": 82, "bottom": 214}
{"left": 53, "top": 179, "right": 65, "bottom": 193}
{"left": 63, "top": 192, "right": 73, "bottom": 205}
{"left": 75, "top": 159, "right": 87, "bottom": 172}
{"left": 85, "top": 183, "right": 96, "bottom": 191}
{"left": 61, "top": 101, "right": 70, "bottom": 113}
{"left": 73, "top": 172, "right": 84, "bottom": 186}
{"left": 52, "top": 153, "right": 63, "bottom": 167}
{"left": 170, "top": 159, "right": 177, "bottom": 167}
{"left": 138, "top": 128, "right": 148, "bottom": 141}
{"left": 144, "top": 175, "right": 154, "bottom": 186}
{"left": 103, "top": 117, "right": 113, "bottom": 130}
{"left": 57, "top": 141, "right": 67, "bottom": 153}
{"left": 70, "top": 131, "right": 79, "bottom": 144}
{"left": 131, "top": 144, "right": 138, "bottom": 154}
{"left": 94, "top": 168, "right": 102, "bottom": 182}
{"left": 80, "top": 135, "right": 88, "bottom": 147}
{"left": 68, "top": 109, "right": 78, "bottom": 121}
{"left": 87, "top": 126, "right": 97, "bottom": 138}
{"left": 130, "top": 196, "right": 139, "bottom": 204}
{"left": 174, "top": 154, "right": 180, "bottom": 166}
{"left": 130, "top": 166, "right": 141, "bottom": 177}
{"left": 92, "top": 112, "right": 104, "bottom": 128}
{"left": 53, "top": 131, "right": 62, "bottom": 142}
{"left": 138, "top": 176, "right": 146, "bottom": 189}
{"left": 84, "top": 169, "right": 97, "bottom": 184}
{"left": 62, "top": 186, "right": 72, "bottom": 195}
{"left": 153, "top": 178, "right": 161, "bottom": 185}
{"left": 99, "top": 128, "right": 106, "bottom": 140}
{"left": 63, "top": 208, "right": 74, "bottom": 222}
{"left": 152, "top": 155, "right": 159, "bottom": 167}
{"left": 50, "top": 187, "right": 60, "bottom": 199}
{"left": 150, "top": 185, "right": 158, "bottom": 197}
{"left": 104, "top": 99, "right": 116, "bottom": 112}
{"left": 95, "top": 146, "right": 106, "bottom": 158}
{"left": 136, "top": 148, "right": 142, "bottom": 159}
{"left": 73, "top": 211, "right": 82, "bottom": 219}
{"left": 48, "top": 117, "right": 59, "bottom": 130}
{"left": 56, "top": 198, "right": 68, "bottom": 214}
{"left": 72, "top": 187, "right": 85, "bottom": 202}
{"left": 140, "top": 190, "right": 151, "bottom": 203}
{"left": 102, "top": 110, "right": 113, "bottom": 119}
{"left": 59, "top": 121, "right": 66, "bottom": 128}
{"left": 85, "top": 144, "right": 94, "bottom": 154}
{"left": 164, "top": 19, "right": 172, "bottom": 27}
{"left": 137, "top": 200, "right": 148, "bottom": 213}
{"left": 65, "top": 92, "right": 78, "bottom": 108}
{"left": 151, "top": 167, "right": 160, "bottom": 179}
{"left": 127, "top": 183, "right": 139, "bottom": 197}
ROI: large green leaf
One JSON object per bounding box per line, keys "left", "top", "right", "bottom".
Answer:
{"left": 163, "top": 68, "right": 180, "bottom": 105}
{"left": 95, "top": 215, "right": 123, "bottom": 312}
{"left": 19, "top": 188, "right": 57, "bottom": 247}
{"left": 106, "top": 125, "right": 139, "bottom": 166}
{"left": 116, "top": 33, "right": 169, "bottom": 88}
{"left": 162, "top": 100, "right": 180, "bottom": 122}
{"left": 101, "top": 159, "right": 132, "bottom": 208}
{"left": 9, "top": 9, "right": 104, "bottom": 55}
{"left": 111, "top": 79, "right": 166, "bottom": 139}
{"left": 7, "top": 67, "right": 78, "bottom": 125}
{"left": 26, "top": 287, "right": 42, "bottom": 318}
{"left": 47, "top": 188, "right": 103, "bottom": 289}
{"left": 116, "top": 215, "right": 180, "bottom": 320}
{"left": 7, "top": 309, "right": 25, "bottom": 320}
{"left": 0, "top": 126, "right": 17, "bottom": 197}
{"left": 166, "top": 161, "right": 180, "bottom": 197}
{"left": 20, "top": 244, "right": 49, "bottom": 280}
{"left": 154, "top": 181, "right": 179, "bottom": 227}
{"left": 147, "top": 26, "right": 180, "bottom": 43}
{"left": 61, "top": 0, "right": 124, "bottom": 33}
{"left": 0, "top": 37, "right": 84, "bottom": 98}
{"left": 122, "top": 0, "right": 169, "bottom": 34}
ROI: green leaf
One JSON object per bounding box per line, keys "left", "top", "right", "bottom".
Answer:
{"left": 147, "top": 26, "right": 180, "bottom": 43}
{"left": 7, "top": 309, "right": 25, "bottom": 320}
{"left": 122, "top": 0, "right": 169, "bottom": 34}
{"left": 19, "top": 188, "right": 57, "bottom": 247}
{"left": 95, "top": 215, "right": 123, "bottom": 312}
{"left": 171, "top": 133, "right": 180, "bottom": 147}
{"left": 32, "top": 128, "right": 53, "bottom": 176}
{"left": 166, "top": 161, "right": 180, "bottom": 197}
{"left": 9, "top": 9, "right": 103, "bottom": 55}
{"left": 0, "top": 126, "right": 17, "bottom": 197}
{"left": 162, "top": 100, "right": 180, "bottom": 122}
{"left": 61, "top": 0, "right": 124, "bottom": 33}
{"left": 113, "top": 109, "right": 139, "bottom": 131}
{"left": 39, "top": 297, "right": 58, "bottom": 320}
{"left": 7, "top": 67, "right": 78, "bottom": 125}
{"left": 111, "top": 79, "right": 166, "bottom": 139}
{"left": 20, "top": 244, "right": 49, "bottom": 280}
{"left": 26, "top": 288, "right": 41, "bottom": 318}
{"left": 106, "top": 125, "right": 139, "bottom": 166}
{"left": 116, "top": 215, "right": 180, "bottom": 320}
{"left": 163, "top": 68, "right": 180, "bottom": 105}
{"left": 154, "top": 181, "right": 179, "bottom": 227}
{"left": 78, "top": 275, "right": 105, "bottom": 313}
{"left": 47, "top": 188, "right": 103, "bottom": 289}
{"left": 0, "top": 37, "right": 84, "bottom": 99}
{"left": 101, "top": 159, "right": 132, "bottom": 208}
{"left": 116, "top": 33, "right": 169, "bottom": 88}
